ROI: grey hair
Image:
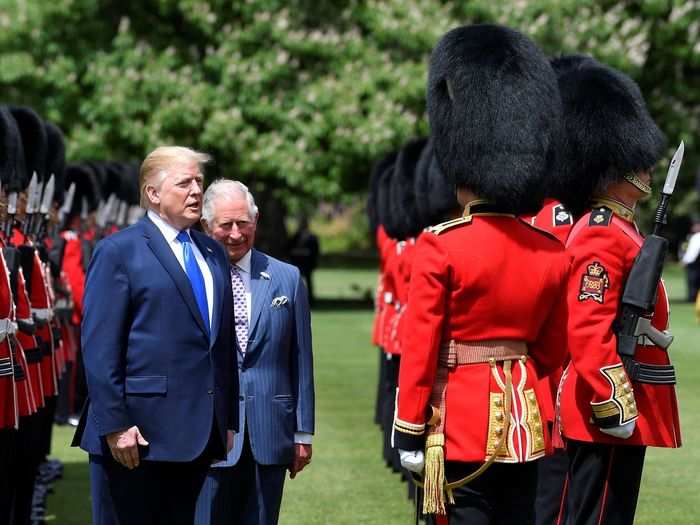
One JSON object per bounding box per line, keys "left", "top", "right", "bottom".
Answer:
{"left": 202, "top": 179, "right": 259, "bottom": 223}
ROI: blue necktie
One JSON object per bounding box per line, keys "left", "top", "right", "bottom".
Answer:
{"left": 176, "top": 231, "right": 210, "bottom": 335}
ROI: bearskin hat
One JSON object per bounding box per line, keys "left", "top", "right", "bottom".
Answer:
{"left": 391, "top": 137, "right": 428, "bottom": 239}
{"left": 376, "top": 159, "right": 401, "bottom": 240}
{"left": 556, "top": 62, "right": 666, "bottom": 216}
{"left": 9, "top": 106, "right": 47, "bottom": 183}
{"left": 427, "top": 24, "right": 562, "bottom": 215}
{"left": 414, "top": 138, "right": 459, "bottom": 228}
{"left": 0, "top": 106, "right": 23, "bottom": 192}
{"left": 45, "top": 121, "right": 66, "bottom": 206}
{"left": 66, "top": 163, "right": 102, "bottom": 216}
{"left": 367, "top": 150, "right": 398, "bottom": 234}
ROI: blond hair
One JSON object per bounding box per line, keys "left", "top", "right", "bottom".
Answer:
{"left": 139, "top": 146, "right": 211, "bottom": 207}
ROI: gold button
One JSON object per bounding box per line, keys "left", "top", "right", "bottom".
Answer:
{"left": 495, "top": 398, "right": 503, "bottom": 408}
{"left": 495, "top": 427, "right": 503, "bottom": 436}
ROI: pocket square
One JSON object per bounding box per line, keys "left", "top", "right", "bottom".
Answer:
{"left": 260, "top": 271, "right": 271, "bottom": 280}
{"left": 271, "top": 296, "right": 288, "bottom": 307}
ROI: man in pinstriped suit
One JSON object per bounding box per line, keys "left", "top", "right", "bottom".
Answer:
{"left": 195, "top": 179, "right": 315, "bottom": 525}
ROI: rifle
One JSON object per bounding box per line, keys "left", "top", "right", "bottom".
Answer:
{"left": 615, "top": 142, "right": 684, "bottom": 384}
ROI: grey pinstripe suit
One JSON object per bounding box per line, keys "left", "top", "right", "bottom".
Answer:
{"left": 196, "top": 249, "right": 315, "bottom": 525}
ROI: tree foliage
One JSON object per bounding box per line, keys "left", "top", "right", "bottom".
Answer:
{"left": 1, "top": 0, "right": 698, "bottom": 217}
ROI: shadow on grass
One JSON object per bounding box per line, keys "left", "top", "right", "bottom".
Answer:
{"left": 45, "top": 461, "right": 91, "bottom": 524}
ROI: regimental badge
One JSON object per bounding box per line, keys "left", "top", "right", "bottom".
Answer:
{"left": 579, "top": 261, "right": 609, "bottom": 303}
{"left": 553, "top": 205, "right": 573, "bottom": 226}
{"left": 588, "top": 207, "right": 612, "bottom": 227}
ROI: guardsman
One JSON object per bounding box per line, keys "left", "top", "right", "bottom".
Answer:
{"left": 392, "top": 25, "right": 570, "bottom": 524}
{"left": 555, "top": 63, "right": 681, "bottom": 525}
{"left": 368, "top": 150, "right": 397, "bottom": 428}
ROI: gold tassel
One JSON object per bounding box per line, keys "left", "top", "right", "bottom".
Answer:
{"left": 422, "top": 433, "right": 452, "bottom": 515}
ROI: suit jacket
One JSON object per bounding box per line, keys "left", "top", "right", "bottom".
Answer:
{"left": 216, "top": 249, "right": 314, "bottom": 467}
{"left": 74, "top": 215, "right": 238, "bottom": 462}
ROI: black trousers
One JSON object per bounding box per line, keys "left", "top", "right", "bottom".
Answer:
{"left": 381, "top": 354, "right": 400, "bottom": 471}
{"left": 374, "top": 347, "right": 385, "bottom": 426}
{"left": 535, "top": 449, "right": 569, "bottom": 525}
{"left": 11, "top": 410, "right": 45, "bottom": 525}
{"left": 562, "top": 440, "right": 646, "bottom": 525}
{"left": 445, "top": 460, "right": 538, "bottom": 525}
{"left": 0, "top": 428, "right": 18, "bottom": 523}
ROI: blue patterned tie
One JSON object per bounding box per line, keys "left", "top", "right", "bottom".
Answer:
{"left": 176, "top": 231, "right": 210, "bottom": 335}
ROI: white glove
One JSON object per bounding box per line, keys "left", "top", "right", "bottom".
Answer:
{"left": 600, "top": 419, "right": 636, "bottom": 439}
{"left": 399, "top": 449, "right": 425, "bottom": 473}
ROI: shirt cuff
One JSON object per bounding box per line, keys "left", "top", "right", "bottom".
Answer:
{"left": 294, "top": 432, "right": 313, "bottom": 445}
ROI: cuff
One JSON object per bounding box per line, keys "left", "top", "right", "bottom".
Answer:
{"left": 294, "top": 432, "right": 313, "bottom": 445}
{"left": 392, "top": 417, "right": 425, "bottom": 451}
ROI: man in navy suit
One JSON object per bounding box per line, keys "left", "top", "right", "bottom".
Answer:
{"left": 73, "top": 147, "right": 238, "bottom": 525}
{"left": 195, "top": 179, "right": 315, "bottom": 525}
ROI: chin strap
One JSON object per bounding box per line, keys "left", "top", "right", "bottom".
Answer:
{"left": 624, "top": 174, "right": 652, "bottom": 195}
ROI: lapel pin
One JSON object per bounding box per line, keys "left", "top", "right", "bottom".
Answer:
{"left": 260, "top": 271, "right": 271, "bottom": 280}
{"left": 271, "top": 295, "right": 288, "bottom": 307}
{"left": 206, "top": 247, "right": 213, "bottom": 253}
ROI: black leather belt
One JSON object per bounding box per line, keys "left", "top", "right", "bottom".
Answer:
{"left": 24, "top": 347, "right": 43, "bottom": 364}
{"left": 622, "top": 356, "right": 676, "bottom": 385}
{"left": 9, "top": 348, "right": 26, "bottom": 380}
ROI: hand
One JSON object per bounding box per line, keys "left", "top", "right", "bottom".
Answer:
{"left": 399, "top": 449, "right": 424, "bottom": 474}
{"left": 106, "top": 426, "right": 149, "bottom": 469}
{"left": 289, "top": 444, "right": 312, "bottom": 479}
{"left": 600, "top": 419, "right": 636, "bottom": 439}
{"left": 227, "top": 430, "right": 235, "bottom": 453}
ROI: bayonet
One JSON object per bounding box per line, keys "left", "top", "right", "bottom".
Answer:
{"left": 95, "top": 200, "right": 107, "bottom": 229}
{"left": 80, "top": 197, "right": 89, "bottom": 233}
{"left": 23, "top": 173, "right": 40, "bottom": 235}
{"left": 653, "top": 141, "right": 684, "bottom": 235}
{"left": 117, "top": 201, "right": 128, "bottom": 228}
{"left": 58, "top": 183, "right": 76, "bottom": 223}
{"left": 35, "top": 175, "right": 55, "bottom": 238}
{"left": 107, "top": 195, "right": 119, "bottom": 226}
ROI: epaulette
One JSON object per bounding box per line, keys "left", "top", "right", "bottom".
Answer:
{"left": 552, "top": 204, "right": 573, "bottom": 226}
{"left": 427, "top": 216, "right": 472, "bottom": 235}
{"left": 588, "top": 207, "right": 613, "bottom": 227}
{"left": 518, "top": 217, "right": 560, "bottom": 243}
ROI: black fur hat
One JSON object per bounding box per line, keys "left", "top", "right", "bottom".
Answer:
{"left": 9, "top": 106, "right": 47, "bottom": 183}
{"left": 427, "top": 24, "right": 562, "bottom": 215}
{"left": 66, "top": 163, "right": 102, "bottom": 215}
{"left": 376, "top": 158, "right": 400, "bottom": 240}
{"left": 556, "top": 63, "right": 666, "bottom": 216}
{"left": 414, "top": 138, "right": 459, "bottom": 228}
{"left": 45, "top": 121, "right": 66, "bottom": 206}
{"left": 1, "top": 107, "right": 21, "bottom": 191}
{"left": 391, "top": 137, "right": 428, "bottom": 239}
{"left": 367, "top": 150, "right": 398, "bottom": 234}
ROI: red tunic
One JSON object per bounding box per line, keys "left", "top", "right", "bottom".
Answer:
{"left": 0, "top": 250, "right": 18, "bottom": 428}
{"left": 527, "top": 199, "right": 574, "bottom": 426}
{"left": 558, "top": 202, "right": 681, "bottom": 447}
{"left": 372, "top": 226, "right": 391, "bottom": 347}
{"left": 60, "top": 230, "right": 86, "bottom": 324}
{"left": 394, "top": 209, "right": 571, "bottom": 463}
{"left": 381, "top": 241, "right": 401, "bottom": 354}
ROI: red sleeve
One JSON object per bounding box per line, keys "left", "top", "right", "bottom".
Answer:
{"left": 394, "top": 233, "right": 448, "bottom": 449}
{"left": 567, "top": 227, "right": 637, "bottom": 426}
{"left": 62, "top": 238, "right": 85, "bottom": 320}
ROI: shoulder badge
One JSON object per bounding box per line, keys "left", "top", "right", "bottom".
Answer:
{"left": 588, "top": 207, "right": 612, "bottom": 227}
{"left": 428, "top": 216, "right": 472, "bottom": 235}
{"left": 578, "top": 261, "right": 609, "bottom": 303}
{"left": 553, "top": 204, "right": 573, "bottom": 226}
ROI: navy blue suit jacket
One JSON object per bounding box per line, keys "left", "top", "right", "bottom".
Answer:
{"left": 75, "top": 216, "right": 238, "bottom": 462}
{"left": 215, "top": 249, "right": 314, "bottom": 467}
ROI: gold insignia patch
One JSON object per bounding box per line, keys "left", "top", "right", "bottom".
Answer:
{"left": 579, "top": 261, "right": 609, "bottom": 303}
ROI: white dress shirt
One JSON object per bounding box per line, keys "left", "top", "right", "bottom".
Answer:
{"left": 233, "top": 249, "right": 312, "bottom": 446}
{"left": 147, "top": 210, "right": 214, "bottom": 330}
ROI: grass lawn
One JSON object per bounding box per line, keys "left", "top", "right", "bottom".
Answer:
{"left": 46, "top": 265, "right": 699, "bottom": 524}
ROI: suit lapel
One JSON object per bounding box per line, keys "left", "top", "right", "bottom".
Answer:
{"left": 247, "top": 249, "right": 270, "bottom": 345}
{"left": 191, "top": 230, "right": 224, "bottom": 347}
{"left": 141, "top": 216, "right": 208, "bottom": 337}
